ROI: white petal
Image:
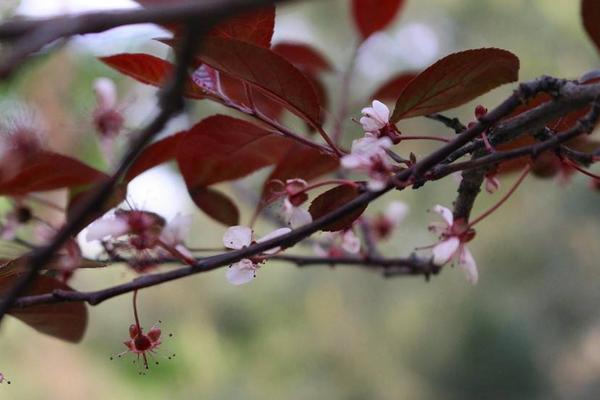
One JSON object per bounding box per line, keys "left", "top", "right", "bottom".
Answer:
{"left": 341, "top": 230, "right": 361, "bottom": 254}
{"left": 432, "top": 237, "right": 460, "bottom": 265}
{"left": 160, "top": 213, "right": 191, "bottom": 245}
{"left": 432, "top": 205, "right": 453, "bottom": 227}
{"left": 485, "top": 176, "right": 500, "bottom": 194}
{"left": 93, "top": 77, "right": 117, "bottom": 110}
{"left": 85, "top": 217, "right": 129, "bottom": 241}
{"left": 341, "top": 154, "right": 364, "bottom": 170}
{"left": 223, "top": 225, "right": 253, "bottom": 249}
{"left": 226, "top": 259, "right": 256, "bottom": 285}
{"left": 459, "top": 246, "right": 478, "bottom": 284}
{"left": 367, "top": 178, "right": 387, "bottom": 191}
{"left": 428, "top": 222, "right": 447, "bottom": 235}
{"left": 289, "top": 207, "right": 312, "bottom": 229}
{"left": 360, "top": 116, "right": 381, "bottom": 132}
{"left": 312, "top": 243, "right": 329, "bottom": 257}
{"left": 371, "top": 100, "right": 390, "bottom": 123}
{"left": 385, "top": 201, "right": 409, "bottom": 225}
{"left": 258, "top": 227, "right": 292, "bottom": 254}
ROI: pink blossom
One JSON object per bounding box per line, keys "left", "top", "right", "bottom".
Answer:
{"left": 313, "top": 229, "right": 361, "bottom": 257}
{"left": 341, "top": 136, "right": 394, "bottom": 191}
{"left": 283, "top": 197, "right": 312, "bottom": 228}
{"left": 223, "top": 225, "right": 291, "bottom": 285}
{"left": 86, "top": 210, "right": 165, "bottom": 244}
{"left": 428, "top": 205, "right": 478, "bottom": 284}
{"left": 360, "top": 100, "right": 390, "bottom": 134}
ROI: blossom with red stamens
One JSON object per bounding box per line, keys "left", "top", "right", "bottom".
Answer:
{"left": 428, "top": 205, "right": 478, "bottom": 284}
{"left": 223, "top": 225, "right": 291, "bottom": 285}
{"left": 341, "top": 136, "right": 394, "bottom": 191}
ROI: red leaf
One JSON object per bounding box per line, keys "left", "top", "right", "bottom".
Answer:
{"left": 101, "top": 54, "right": 205, "bottom": 99}
{"left": 1, "top": 274, "right": 88, "bottom": 342}
{"left": 0, "top": 151, "right": 107, "bottom": 196}
{"left": 260, "top": 144, "right": 339, "bottom": 205}
{"left": 125, "top": 134, "right": 183, "bottom": 182}
{"left": 134, "top": 3, "right": 274, "bottom": 46}
{"left": 188, "top": 186, "right": 239, "bottom": 226}
{"left": 352, "top": 0, "right": 405, "bottom": 39}
{"left": 391, "top": 48, "right": 520, "bottom": 122}
{"left": 196, "top": 37, "right": 323, "bottom": 125}
{"left": 176, "top": 115, "right": 294, "bottom": 188}
{"left": 208, "top": 6, "right": 276, "bottom": 48}
{"left": 272, "top": 42, "right": 333, "bottom": 74}
{"left": 583, "top": 0, "right": 600, "bottom": 54}
{"left": 308, "top": 185, "right": 367, "bottom": 232}
{"left": 371, "top": 72, "right": 418, "bottom": 101}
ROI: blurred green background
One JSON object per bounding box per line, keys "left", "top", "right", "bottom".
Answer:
{"left": 2, "top": 0, "right": 600, "bottom": 399}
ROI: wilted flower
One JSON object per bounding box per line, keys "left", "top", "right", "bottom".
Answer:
{"left": 428, "top": 205, "right": 478, "bottom": 284}
{"left": 223, "top": 225, "right": 291, "bottom": 285}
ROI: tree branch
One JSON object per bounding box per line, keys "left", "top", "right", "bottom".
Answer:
{"left": 11, "top": 254, "right": 438, "bottom": 308}
{"left": 0, "top": 0, "right": 287, "bottom": 79}
{"left": 6, "top": 76, "right": 600, "bottom": 314}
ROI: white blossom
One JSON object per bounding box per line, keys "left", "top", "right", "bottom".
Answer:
{"left": 223, "top": 225, "right": 291, "bottom": 285}
{"left": 429, "top": 205, "right": 478, "bottom": 284}
{"left": 360, "top": 100, "right": 390, "bottom": 134}
{"left": 283, "top": 198, "right": 312, "bottom": 229}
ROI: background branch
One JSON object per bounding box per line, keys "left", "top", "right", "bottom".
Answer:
{"left": 0, "top": 0, "right": 287, "bottom": 79}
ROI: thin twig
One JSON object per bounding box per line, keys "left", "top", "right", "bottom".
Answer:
{"left": 426, "top": 113, "right": 467, "bottom": 133}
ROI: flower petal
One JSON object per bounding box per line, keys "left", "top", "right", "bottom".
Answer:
{"left": 94, "top": 77, "right": 117, "bottom": 110}
{"left": 258, "top": 227, "right": 292, "bottom": 254}
{"left": 385, "top": 201, "right": 409, "bottom": 225}
{"left": 223, "top": 225, "right": 253, "bottom": 249}
{"left": 459, "top": 245, "right": 478, "bottom": 284}
{"left": 360, "top": 116, "right": 381, "bottom": 132}
{"left": 341, "top": 153, "right": 363, "bottom": 169}
{"left": 372, "top": 100, "right": 390, "bottom": 123}
{"left": 432, "top": 205, "right": 453, "bottom": 227}
{"left": 341, "top": 230, "right": 361, "bottom": 254}
{"left": 160, "top": 213, "right": 191, "bottom": 245}
{"left": 85, "top": 217, "right": 129, "bottom": 241}
{"left": 367, "top": 178, "right": 387, "bottom": 192}
{"left": 289, "top": 207, "right": 312, "bottom": 229}
{"left": 432, "top": 237, "right": 460, "bottom": 265}
{"left": 226, "top": 259, "right": 256, "bottom": 285}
